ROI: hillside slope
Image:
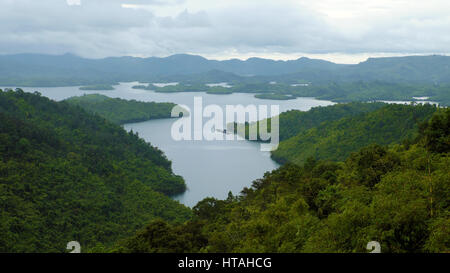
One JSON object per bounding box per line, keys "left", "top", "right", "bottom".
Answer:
{"left": 115, "top": 108, "right": 450, "bottom": 253}
{"left": 1, "top": 54, "right": 450, "bottom": 86}
{"left": 234, "top": 102, "right": 387, "bottom": 142}
{"left": 0, "top": 89, "right": 190, "bottom": 252}
{"left": 271, "top": 104, "right": 438, "bottom": 165}
{"left": 65, "top": 94, "right": 179, "bottom": 124}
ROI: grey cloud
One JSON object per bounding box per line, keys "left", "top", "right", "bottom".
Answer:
{"left": 0, "top": 0, "right": 449, "bottom": 58}
{"left": 0, "top": 1, "right": 153, "bottom": 32}
{"left": 158, "top": 9, "right": 210, "bottom": 28}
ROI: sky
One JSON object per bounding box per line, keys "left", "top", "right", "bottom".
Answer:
{"left": 0, "top": 0, "right": 449, "bottom": 63}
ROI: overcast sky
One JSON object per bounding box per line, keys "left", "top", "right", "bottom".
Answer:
{"left": 1, "top": 0, "right": 449, "bottom": 63}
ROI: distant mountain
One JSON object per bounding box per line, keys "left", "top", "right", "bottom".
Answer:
{"left": 342, "top": 55, "right": 450, "bottom": 83}
{"left": 1, "top": 53, "right": 450, "bottom": 86}
{"left": 215, "top": 56, "right": 344, "bottom": 76}
{"left": 156, "top": 69, "right": 245, "bottom": 84}
{"left": 114, "top": 107, "right": 450, "bottom": 253}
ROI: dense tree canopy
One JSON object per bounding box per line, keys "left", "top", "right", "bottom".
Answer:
{"left": 134, "top": 81, "right": 450, "bottom": 106}
{"left": 79, "top": 84, "right": 115, "bottom": 90}
{"left": 115, "top": 108, "right": 449, "bottom": 253}
{"left": 271, "top": 103, "right": 438, "bottom": 165}
{"left": 1, "top": 87, "right": 448, "bottom": 253}
{"left": 0, "top": 89, "right": 190, "bottom": 252}
{"left": 234, "top": 102, "right": 386, "bottom": 142}
{"left": 65, "top": 94, "right": 180, "bottom": 124}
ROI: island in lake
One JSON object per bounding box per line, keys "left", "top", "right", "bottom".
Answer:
{"left": 79, "top": 84, "right": 115, "bottom": 90}
{"left": 254, "top": 93, "right": 296, "bottom": 100}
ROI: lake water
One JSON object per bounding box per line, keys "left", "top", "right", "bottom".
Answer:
{"left": 9, "top": 82, "right": 334, "bottom": 207}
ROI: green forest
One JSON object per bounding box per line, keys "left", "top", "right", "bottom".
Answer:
{"left": 2, "top": 54, "right": 450, "bottom": 87}
{"left": 2, "top": 0, "right": 450, "bottom": 257}
{"left": 0, "top": 89, "right": 190, "bottom": 252}
{"left": 254, "top": 93, "right": 295, "bottom": 100}
{"left": 114, "top": 107, "right": 449, "bottom": 253}
{"left": 233, "top": 102, "right": 387, "bottom": 142}
{"left": 79, "top": 84, "right": 115, "bottom": 91}
{"left": 271, "top": 103, "right": 438, "bottom": 165}
{"left": 133, "top": 81, "right": 450, "bottom": 106}
{"left": 65, "top": 94, "right": 180, "bottom": 124}
{"left": 0, "top": 88, "right": 448, "bottom": 253}
{"left": 234, "top": 102, "right": 438, "bottom": 165}
{"left": 292, "top": 82, "right": 450, "bottom": 106}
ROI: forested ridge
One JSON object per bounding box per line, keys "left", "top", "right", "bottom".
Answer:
{"left": 1, "top": 88, "right": 448, "bottom": 253}
{"left": 134, "top": 81, "right": 450, "bottom": 106}
{"left": 114, "top": 108, "right": 449, "bottom": 253}
{"left": 234, "top": 103, "right": 438, "bottom": 165}
{"left": 2, "top": 54, "right": 450, "bottom": 86}
{"left": 3, "top": 53, "right": 449, "bottom": 105}
{"left": 294, "top": 82, "right": 449, "bottom": 104}
{"left": 0, "top": 89, "right": 190, "bottom": 252}
{"left": 234, "top": 102, "right": 387, "bottom": 142}
{"left": 272, "top": 103, "right": 438, "bottom": 165}
{"left": 65, "top": 94, "right": 179, "bottom": 124}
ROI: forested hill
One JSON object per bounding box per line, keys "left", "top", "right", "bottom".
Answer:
{"left": 0, "top": 89, "right": 191, "bottom": 252}
{"left": 114, "top": 108, "right": 449, "bottom": 253}
{"left": 65, "top": 94, "right": 179, "bottom": 124}
{"left": 271, "top": 103, "right": 438, "bottom": 165}
{"left": 234, "top": 102, "right": 387, "bottom": 142}
{"left": 1, "top": 53, "right": 450, "bottom": 86}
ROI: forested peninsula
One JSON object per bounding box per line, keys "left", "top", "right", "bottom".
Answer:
{"left": 65, "top": 94, "right": 180, "bottom": 124}
{"left": 0, "top": 89, "right": 190, "bottom": 252}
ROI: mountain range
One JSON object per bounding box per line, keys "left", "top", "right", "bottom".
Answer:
{"left": 1, "top": 53, "right": 450, "bottom": 86}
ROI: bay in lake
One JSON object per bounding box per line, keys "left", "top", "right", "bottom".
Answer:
{"left": 11, "top": 82, "right": 334, "bottom": 207}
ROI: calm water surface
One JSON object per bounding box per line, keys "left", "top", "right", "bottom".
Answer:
{"left": 11, "top": 82, "right": 334, "bottom": 207}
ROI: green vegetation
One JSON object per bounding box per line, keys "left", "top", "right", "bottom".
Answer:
{"left": 1, "top": 86, "right": 448, "bottom": 253}
{"left": 233, "top": 102, "right": 387, "bottom": 142}
{"left": 231, "top": 82, "right": 448, "bottom": 106}
{"left": 135, "top": 83, "right": 208, "bottom": 93}
{"left": 2, "top": 53, "right": 450, "bottom": 254}
{"left": 293, "top": 82, "right": 449, "bottom": 105}
{"left": 272, "top": 103, "right": 438, "bottom": 165}
{"left": 0, "top": 89, "right": 190, "bottom": 252}
{"left": 114, "top": 108, "right": 450, "bottom": 253}
{"left": 136, "top": 82, "right": 300, "bottom": 95}
{"left": 79, "top": 84, "right": 115, "bottom": 90}
{"left": 206, "top": 87, "right": 233, "bottom": 95}
{"left": 65, "top": 94, "right": 180, "bottom": 124}
{"left": 2, "top": 54, "right": 450, "bottom": 86}
{"left": 2, "top": 54, "right": 450, "bottom": 106}
{"left": 134, "top": 81, "right": 450, "bottom": 106}
{"left": 133, "top": 83, "right": 231, "bottom": 94}
{"left": 233, "top": 103, "right": 437, "bottom": 165}
{"left": 255, "top": 93, "right": 295, "bottom": 100}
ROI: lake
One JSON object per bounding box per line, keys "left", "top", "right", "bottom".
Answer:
{"left": 10, "top": 82, "right": 334, "bottom": 207}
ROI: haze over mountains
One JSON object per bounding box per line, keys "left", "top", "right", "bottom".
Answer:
{"left": 1, "top": 53, "right": 449, "bottom": 86}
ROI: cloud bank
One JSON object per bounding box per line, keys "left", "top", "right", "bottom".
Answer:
{"left": 0, "top": 0, "right": 449, "bottom": 62}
